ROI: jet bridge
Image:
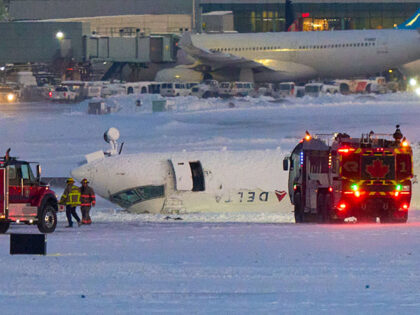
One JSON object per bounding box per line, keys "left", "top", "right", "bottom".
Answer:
{"left": 0, "top": 22, "right": 177, "bottom": 65}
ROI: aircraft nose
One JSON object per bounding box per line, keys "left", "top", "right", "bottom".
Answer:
{"left": 71, "top": 165, "right": 90, "bottom": 182}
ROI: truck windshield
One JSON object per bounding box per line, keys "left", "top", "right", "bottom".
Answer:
{"left": 308, "top": 151, "right": 329, "bottom": 173}
{"left": 279, "top": 84, "right": 292, "bottom": 91}
{"left": 305, "top": 86, "right": 320, "bottom": 93}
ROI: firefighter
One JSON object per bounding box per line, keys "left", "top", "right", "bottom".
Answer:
{"left": 59, "top": 178, "right": 82, "bottom": 228}
{"left": 80, "top": 178, "right": 96, "bottom": 225}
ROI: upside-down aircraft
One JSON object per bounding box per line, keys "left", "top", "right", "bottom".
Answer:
{"left": 71, "top": 128, "right": 289, "bottom": 214}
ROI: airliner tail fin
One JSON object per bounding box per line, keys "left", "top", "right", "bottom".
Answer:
{"left": 396, "top": 9, "right": 420, "bottom": 29}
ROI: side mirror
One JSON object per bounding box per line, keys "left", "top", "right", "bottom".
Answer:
{"left": 36, "top": 164, "right": 41, "bottom": 181}
{"left": 283, "top": 157, "right": 289, "bottom": 171}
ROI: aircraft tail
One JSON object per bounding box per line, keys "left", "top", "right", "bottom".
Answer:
{"left": 396, "top": 9, "right": 420, "bottom": 29}
{"left": 285, "top": 0, "right": 295, "bottom": 31}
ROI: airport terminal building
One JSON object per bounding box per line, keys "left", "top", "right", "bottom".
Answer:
{"left": 4, "top": 0, "right": 420, "bottom": 32}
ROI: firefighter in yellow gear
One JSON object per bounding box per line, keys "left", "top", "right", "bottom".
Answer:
{"left": 59, "top": 178, "right": 82, "bottom": 227}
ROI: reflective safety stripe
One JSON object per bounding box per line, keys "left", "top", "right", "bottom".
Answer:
{"left": 68, "top": 186, "right": 81, "bottom": 206}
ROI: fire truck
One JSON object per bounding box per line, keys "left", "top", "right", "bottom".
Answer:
{"left": 0, "top": 153, "right": 58, "bottom": 233}
{"left": 283, "top": 126, "right": 413, "bottom": 223}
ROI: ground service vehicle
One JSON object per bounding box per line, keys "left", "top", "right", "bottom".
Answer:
{"left": 160, "top": 82, "right": 189, "bottom": 97}
{"left": 190, "top": 80, "right": 219, "bottom": 98}
{"left": 283, "top": 127, "right": 413, "bottom": 223}
{"left": 0, "top": 154, "right": 58, "bottom": 233}
{"left": 304, "top": 83, "right": 340, "bottom": 97}
{"left": 0, "top": 86, "right": 19, "bottom": 103}
{"left": 277, "top": 82, "right": 305, "bottom": 98}
{"left": 49, "top": 86, "right": 78, "bottom": 102}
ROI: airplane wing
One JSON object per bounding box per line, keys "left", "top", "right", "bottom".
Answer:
{"left": 179, "top": 32, "right": 264, "bottom": 70}
{"left": 178, "top": 32, "right": 316, "bottom": 78}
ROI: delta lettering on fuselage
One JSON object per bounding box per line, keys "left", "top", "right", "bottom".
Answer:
{"left": 238, "top": 191, "right": 270, "bottom": 203}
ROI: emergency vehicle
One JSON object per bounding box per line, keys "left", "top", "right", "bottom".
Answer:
{"left": 283, "top": 126, "right": 413, "bottom": 223}
{"left": 0, "top": 153, "right": 58, "bottom": 233}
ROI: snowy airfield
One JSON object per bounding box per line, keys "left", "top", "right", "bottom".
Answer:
{"left": 1, "top": 93, "right": 420, "bottom": 313}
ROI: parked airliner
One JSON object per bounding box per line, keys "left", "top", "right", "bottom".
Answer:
{"left": 157, "top": 26, "right": 420, "bottom": 83}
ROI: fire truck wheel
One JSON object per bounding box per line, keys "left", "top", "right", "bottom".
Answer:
{"left": 294, "top": 192, "right": 304, "bottom": 223}
{"left": 0, "top": 221, "right": 10, "bottom": 234}
{"left": 37, "top": 204, "right": 57, "bottom": 233}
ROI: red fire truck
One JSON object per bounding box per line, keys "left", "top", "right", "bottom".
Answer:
{"left": 283, "top": 126, "right": 413, "bottom": 223}
{"left": 0, "top": 154, "right": 58, "bottom": 233}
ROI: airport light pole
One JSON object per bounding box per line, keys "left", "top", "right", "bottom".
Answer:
{"left": 192, "top": 0, "right": 202, "bottom": 33}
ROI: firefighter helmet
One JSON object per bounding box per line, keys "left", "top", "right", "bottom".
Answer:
{"left": 66, "top": 178, "right": 75, "bottom": 184}
{"left": 81, "top": 178, "right": 89, "bottom": 184}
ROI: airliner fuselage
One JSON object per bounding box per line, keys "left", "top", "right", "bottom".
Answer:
{"left": 174, "top": 29, "right": 420, "bottom": 82}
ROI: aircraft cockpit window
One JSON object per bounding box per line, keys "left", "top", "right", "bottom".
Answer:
{"left": 110, "top": 185, "right": 164, "bottom": 208}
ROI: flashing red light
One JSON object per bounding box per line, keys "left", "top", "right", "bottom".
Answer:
{"left": 394, "top": 191, "right": 400, "bottom": 197}
{"left": 338, "top": 148, "right": 350, "bottom": 153}
{"left": 302, "top": 13, "right": 310, "bottom": 18}
{"left": 339, "top": 203, "right": 346, "bottom": 210}
{"left": 66, "top": 68, "right": 74, "bottom": 71}
{"left": 355, "top": 191, "right": 361, "bottom": 198}
{"left": 402, "top": 204, "right": 409, "bottom": 210}
{"left": 48, "top": 91, "right": 52, "bottom": 97}
{"left": 328, "top": 187, "right": 333, "bottom": 192}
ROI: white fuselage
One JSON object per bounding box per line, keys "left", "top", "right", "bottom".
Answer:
{"left": 71, "top": 150, "right": 290, "bottom": 214}
{"left": 187, "top": 29, "right": 420, "bottom": 82}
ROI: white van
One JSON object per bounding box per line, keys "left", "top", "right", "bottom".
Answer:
{"left": 148, "top": 83, "right": 162, "bottom": 94}
{"left": 122, "top": 82, "right": 152, "bottom": 95}
{"left": 61, "top": 81, "right": 101, "bottom": 100}
{"left": 218, "top": 82, "right": 233, "bottom": 98}
{"left": 190, "top": 80, "right": 219, "bottom": 98}
{"left": 230, "top": 82, "right": 254, "bottom": 97}
{"left": 304, "top": 83, "right": 339, "bottom": 97}
{"left": 101, "top": 84, "right": 126, "bottom": 98}
{"left": 277, "top": 82, "right": 297, "bottom": 97}
{"left": 160, "top": 82, "right": 189, "bottom": 97}
{"left": 49, "top": 86, "right": 78, "bottom": 102}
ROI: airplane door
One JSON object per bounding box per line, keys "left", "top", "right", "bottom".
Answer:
{"left": 171, "top": 160, "right": 193, "bottom": 191}
{"left": 289, "top": 40, "right": 298, "bottom": 62}
{"left": 171, "top": 160, "right": 205, "bottom": 191}
{"left": 377, "top": 36, "right": 388, "bottom": 54}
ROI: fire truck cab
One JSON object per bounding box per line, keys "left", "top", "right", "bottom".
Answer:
{"left": 284, "top": 127, "right": 413, "bottom": 223}
{"left": 0, "top": 155, "right": 58, "bottom": 233}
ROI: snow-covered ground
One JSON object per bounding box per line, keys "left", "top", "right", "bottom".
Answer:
{"left": 1, "top": 93, "right": 420, "bottom": 313}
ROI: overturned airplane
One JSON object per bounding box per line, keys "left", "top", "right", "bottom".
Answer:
{"left": 71, "top": 128, "right": 288, "bottom": 214}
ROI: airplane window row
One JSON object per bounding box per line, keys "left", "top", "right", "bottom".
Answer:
{"left": 210, "top": 42, "right": 376, "bottom": 53}
{"left": 211, "top": 46, "right": 282, "bottom": 52}
{"left": 298, "top": 42, "right": 376, "bottom": 49}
